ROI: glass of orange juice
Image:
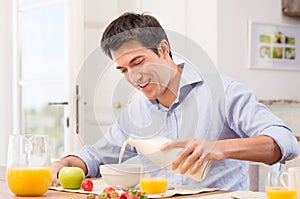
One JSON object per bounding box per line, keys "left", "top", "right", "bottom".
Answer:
{"left": 6, "top": 134, "right": 52, "bottom": 196}
{"left": 140, "top": 164, "right": 168, "bottom": 195}
{"left": 266, "top": 170, "right": 297, "bottom": 199}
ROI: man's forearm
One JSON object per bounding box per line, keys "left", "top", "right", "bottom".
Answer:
{"left": 220, "top": 135, "right": 281, "bottom": 164}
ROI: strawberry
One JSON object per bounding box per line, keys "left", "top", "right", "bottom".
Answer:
{"left": 127, "top": 195, "right": 138, "bottom": 199}
{"left": 103, "top": 187, "right": 116, "bottom": 193}
{"left": 97, "top": 186, "right": 147, "bottom": 199}
{"left": 82, "top": 179, "right": 94, "bottom": 191}
{"left": 119, "top": 192, "right": 129, "bottom": 199}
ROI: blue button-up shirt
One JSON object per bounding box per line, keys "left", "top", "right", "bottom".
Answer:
{"left": 69, "top": 63, "right": 299, "bottom": 191}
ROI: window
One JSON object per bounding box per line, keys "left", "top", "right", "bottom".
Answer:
{"left": 16, "top": 0, "right": 67, "bottom": 158}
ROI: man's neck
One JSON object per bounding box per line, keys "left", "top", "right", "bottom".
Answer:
{"left": 157, "top": 65, "right": 183, "bottom": 108}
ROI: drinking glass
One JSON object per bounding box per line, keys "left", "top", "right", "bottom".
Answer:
{"left": 140, "top": 164, "right": 168, "bottom": 195}
{"left": 6, "top": 134, "right": 52, "bottom": 196}
{"left": 266, "top": 170, "right": 297, "bottom": 199}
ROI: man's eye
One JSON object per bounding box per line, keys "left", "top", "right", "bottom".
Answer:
{"left": 134, "top": 59, "right": 144, "bottom": 66}
{"left": 120, "top": 68, "right": 127, "bottom": 73}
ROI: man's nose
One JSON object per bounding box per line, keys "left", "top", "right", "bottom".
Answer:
{"left": 128, "top": 68, "right": 142, "bottom": 85}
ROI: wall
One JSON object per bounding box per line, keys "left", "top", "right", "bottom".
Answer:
{"left": 83, "top": 0, "right": 219, "bottom": 63}
{"left": 186, "top": 0, "right": 218, "bottom": 66}
{"left": 217, "top": 0, "right": 300, "bottom": 100}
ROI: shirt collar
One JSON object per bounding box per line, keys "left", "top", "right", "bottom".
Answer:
{"left": 178, "top": 62, "right": 203, "bottom": 89}
{"left": 149, "top": 62, "right": 203, "bottom": 109}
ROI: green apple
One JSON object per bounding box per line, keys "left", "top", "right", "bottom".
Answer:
{"left": 58, "top": 167, "right": 85, "bottom": 189}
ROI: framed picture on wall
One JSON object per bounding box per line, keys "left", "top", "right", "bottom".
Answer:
{"left": 248, "top": 21, "right": 300, "bottom": 70}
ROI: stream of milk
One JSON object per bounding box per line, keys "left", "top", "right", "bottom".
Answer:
{"left": 118, "top": 139, "right": 129, "bottom": 164}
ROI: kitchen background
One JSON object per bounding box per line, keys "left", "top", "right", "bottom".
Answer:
{"left": 0, "top": 1, "right": 299, "bottom": 190}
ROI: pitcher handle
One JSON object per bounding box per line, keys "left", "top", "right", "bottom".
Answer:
{"left": 279, "top": 171, "right": 289, "bottom": 188}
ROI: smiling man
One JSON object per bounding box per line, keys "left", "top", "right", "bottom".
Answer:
{"left": 51, "top": 12, "right": 299, "bottom": 191}
{"left": 112, "top": 39, "right": 181, "bottom": 107}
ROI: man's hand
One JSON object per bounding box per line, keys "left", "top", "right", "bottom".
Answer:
{"left": 160, "top": 138, "right": 225, "bottom": 175}
{"left": 51, "top": 160, "right": 67, "bottom": 187}
{"left": 51, "top": 156, "right": 88, "bottom": 187}
{"left": 161, "top": 135, "right": 282, "bottom": 175}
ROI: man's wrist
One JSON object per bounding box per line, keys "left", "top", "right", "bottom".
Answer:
{"left": 60, "top": 155, "right": 77, "bottom": 167}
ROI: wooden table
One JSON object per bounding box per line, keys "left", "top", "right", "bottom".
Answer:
{"left": 0, "top": 166, "right": 227, "bottom": 198}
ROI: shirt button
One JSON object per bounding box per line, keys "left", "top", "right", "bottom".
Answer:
{"left": 168, "top": 110, "right": 173, "bottom": 115}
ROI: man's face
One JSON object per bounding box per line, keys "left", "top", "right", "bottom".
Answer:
{"left": 111, "top": 40, "right": 175, "bottom": 100}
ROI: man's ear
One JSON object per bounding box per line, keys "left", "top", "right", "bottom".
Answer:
{"left": 158, "top": 40, "right": 170, "bottom": 58}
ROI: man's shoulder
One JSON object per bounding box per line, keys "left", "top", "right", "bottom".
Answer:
{"left": 220, "top": 76, "right": 235, "bottom": 86}
{"left": 220, "top": 76, "right": 248, "bottom": 93}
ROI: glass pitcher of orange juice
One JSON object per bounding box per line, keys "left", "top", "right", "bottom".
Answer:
{"left": 266, "top": 170, "right": 297, "bottom": 199}
{"left": 6, "top": 134, "right": 52, "bottom": 196}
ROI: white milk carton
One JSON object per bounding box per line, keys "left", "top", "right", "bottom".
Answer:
{"left": 126, "top": 136, "right": 211, "bottom": 182}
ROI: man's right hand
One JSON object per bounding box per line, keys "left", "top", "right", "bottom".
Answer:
{"left": 51, "top": 160, "right": 67, "bottom": 187}
{"left": 50, "top": 156, "right": 88, "bottom": 187}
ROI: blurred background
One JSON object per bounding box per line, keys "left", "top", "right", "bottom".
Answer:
{"left": 0, "top": 0, "right": 299, "bottom": 171}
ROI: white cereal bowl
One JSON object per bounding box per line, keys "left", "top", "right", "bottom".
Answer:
{"left": 100, "top": 164, "right": 142, "bottom": 189}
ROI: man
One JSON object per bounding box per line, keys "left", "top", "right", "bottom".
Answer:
{"left": 52, "top": 12, "right": 299, "bottom": 190}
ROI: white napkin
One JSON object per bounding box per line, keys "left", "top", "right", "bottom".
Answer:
{"left": 147, "top": 185, "right": 218, "bottom": 198}
{"left": 50, "top": 179, "right": 219, "bottom": 197}
{"left": 49, "top": 179, "right": 109, "bottom": 195}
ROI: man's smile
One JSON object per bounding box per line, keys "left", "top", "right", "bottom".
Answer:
{"left": 138, "top": 79, "right": 151, "bottom": 88}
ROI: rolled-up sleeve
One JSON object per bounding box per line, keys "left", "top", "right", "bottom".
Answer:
{"left": 259, "top": 125, "right": 299, "bottom": 163}
{"left": 67, "top": 147, "right": 99, "bottom": 177}
{"left": 224, "top": 77, "right": 299, "bottom": 164}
